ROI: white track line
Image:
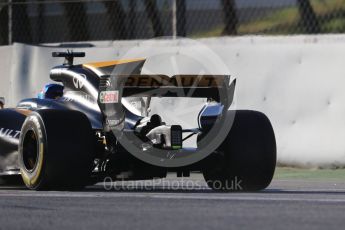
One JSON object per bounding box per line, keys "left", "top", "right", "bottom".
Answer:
{"left": 0, "top": 191, "right": 345, "bottom": 203}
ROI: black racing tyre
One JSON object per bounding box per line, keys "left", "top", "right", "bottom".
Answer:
{"left": 19, "top": 110, "right": 95, "bottom": 190}
{"left": 202, "top": 110, "right": 276, "bottom": 192}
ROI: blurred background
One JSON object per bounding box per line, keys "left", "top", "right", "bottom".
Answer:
{"left": 0, "top": 0, "right": 344, "bottom": 45}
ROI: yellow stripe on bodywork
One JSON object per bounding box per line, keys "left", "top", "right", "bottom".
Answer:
{"left": 15, "top": 109, "right": 32, "bottom": 116}
{"left": 83, "top": 58, "right": 145, "bottom": 69}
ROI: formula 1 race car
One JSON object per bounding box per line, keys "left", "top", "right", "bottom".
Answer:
{"left": 0, "top": 52, "right": 276, "bottom": 191}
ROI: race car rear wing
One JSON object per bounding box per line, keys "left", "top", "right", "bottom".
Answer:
{"left": 98, "top": 74, "right": 236, "bottom": 130}
{"left": 99, "top": 74, "right": 235, "bottom": 102}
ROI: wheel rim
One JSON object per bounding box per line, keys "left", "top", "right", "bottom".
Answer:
{"left": 22, "top": 130, "right": 39, "bottom": 172}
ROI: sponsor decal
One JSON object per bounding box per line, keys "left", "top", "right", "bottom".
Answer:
{"left": 61, "top": 97, "right": 74, "bottom": 102}
{"left": 100, "top": 91, "right": 119, "bottom": 104}
{"left": 62, "top": 92, "right": 96, "bottom": 103}
{"left": 73, "top": 74, "right": 87, "bottom": 89}
{"left": 105, "top": 79, "right": 112, "bottom": 87}
{"left": 124, "top": 75, "right": 223, "bottom": 88}
{"left": 106, "top": 119, "right": 121, "bottom": 127}
{"left": 0, "top": 128, "right": 21, "bottom": 139}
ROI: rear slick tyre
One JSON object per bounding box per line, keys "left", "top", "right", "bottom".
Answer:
{"left": 203, "top": 110, "right": 276, "bottom": 192}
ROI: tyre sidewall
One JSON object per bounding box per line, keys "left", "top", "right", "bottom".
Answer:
{"left": 19, "top": 113, "right": 47, "bottom": 190}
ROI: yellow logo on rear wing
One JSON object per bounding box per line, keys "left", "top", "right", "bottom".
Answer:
{"left": 120, "top": 75, "right": 229, "bottom": 88}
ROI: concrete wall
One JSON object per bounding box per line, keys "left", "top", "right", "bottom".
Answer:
{"left": 2, "top": 35, "right": 345, "bottom": 167}
{"left": 0, "top": 45, "right": 12, "bottom": 104}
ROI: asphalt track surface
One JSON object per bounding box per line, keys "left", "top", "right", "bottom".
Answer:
{"left": 0, "top": 175, "right": 345, "bottom": 230}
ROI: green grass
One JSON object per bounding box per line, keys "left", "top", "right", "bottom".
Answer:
{"left": 192, "top": 0, "right": 345, "bottom": 38}
{"left": 274, "top": 167, "right": 345, "bottom": 180}
{"left": 239, "top": 7, "right": 299, "bottom": 35}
